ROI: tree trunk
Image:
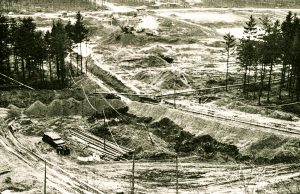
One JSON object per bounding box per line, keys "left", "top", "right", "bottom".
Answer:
{"left": 258, "top": 63, "right": 265, "bottom": 106}
{"left": 253, "top": 63, "right": 258, "bottom": 98}
{"left": 56, "top": 56, "right": 60, "bottom": 82}
{"left": 21, "top": 58, "right": 25, "bottom": 82}
{"left": 80, "top": 43, "right": 83, "bottom": 74}
{"left": 243, "top": 64, "right": 248, "bottom": 97}
{"left": 225, "top": 50, "right": 229, "bottom": 91}
{"left": 267, "top": 62, "right": 273, "bottom": 103}
{"left": 49, "top": 58, "right": 52, "bottom": 81}
{"left": 278, "top": 62, "right": 286, "bottom": 101}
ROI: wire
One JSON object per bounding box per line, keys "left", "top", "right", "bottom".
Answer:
{"left": 262, "top": 102, "right": 300, "bottom": 108}
{"left": 81, "top": 84, "right": 98, "bottom": 112}
{"left": 0, "top": 72, "right": 34, "bottom": 90}
{"left": 102, "top": 109, "right": 124, "bottom": 153}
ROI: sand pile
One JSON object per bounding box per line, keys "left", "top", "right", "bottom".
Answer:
{"left": 103, "top": 31, "right": 145, "bottom": 46}
{"left": 151, "top": 70, "right": 190, "bottom": 89}
{"left": 128, "top": 101, "right": 300, "bottom": 164}
{"left": 137, "top": 55, "right": 169, "bottom": 68}
{"left": 79, "top": 97, "right": 128, "bottom": 117}
{"left": 247, "top": 135, "right": 300, "bottom": 164}
{"left": 115, "top": 49, "right": 134, "bottom": 61}
{"left": 133, "top": 71, "right": 153, "bottom": 83}
{"left": 47, "top": 99, "right": 63, "bottom": 117}
{"left": 225, "top": 101, "right": 295, "bottom": 121}
{"left": 6, "top": 104, "right": 22, "bottom": 118}
{"left": 66, "top": 98, "right": 81, "bottom": 115}
{"left": 141, "top": 45, "right": 169, "bottom": 55}
{"left": 108, "top": 123, "right": 175, "bottom": 159}
{"left": 150, "top": 117, "right": 239, "bottom": 160}
{"left": 24, "top": 97, "right": 127, "bottom": 118}
{"left": 150, "top": 118, "right": 193, "bottom": 144}
{"left": 24, "top": 101, "right": 47, "bottom": 117}
{"left": 140, "top": 45, "right": 175, "bottom": 63}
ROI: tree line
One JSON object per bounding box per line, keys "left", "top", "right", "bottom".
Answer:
{"left": 203, "top": 0, "right": 300, "bottom": 8}
{"left": 0, "top": 11, "right": 88, "bottom": 89}
{"left": 223, "top": 11, "right": 300, "bottom": 105}
{"left": 0, "top": 0, "right": 96, "bottom": 12}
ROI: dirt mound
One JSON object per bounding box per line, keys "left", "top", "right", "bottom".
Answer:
{"left": 47, "top": 99, "right": 63, "bottom": 117}
{"left": 6, "top": 104, "right": 22, "bottom": 119}
{"left": 149, "top": 118, "right": 239, "bottom": 161}
{"left": 133, "top": 71, "right": 153, "bottom": 83}
{"left": 151, "top": 70, "right": 190, "bottom": 89}
{"left": 150, "top": 117, "right": 193, "bottom": 144}
{"left": 224, "top": 101, "right": 296, "bottom": 121}
{"left": 115, "top": 49, "right": 134, "bottom": 61}
{"left": 108, "top": 123, "right": 175, "bottom": 160}
{"left": 24, "top": 97, "right": 127, "bottom": 118}
{"left": 24, "top": 101, "right": 47, "bottom": 117}
{"left": 7, "top": 104, "right": 19, "bottom": 110}
{"left": 66, "top": 98, "right": 81, "bottom": 115}
{"left": 137, "top": 55, "right": 169, "bottom": 68}
{"left": 82, "top": 97, "right": 128, "bottom": 117}
{"left": 141, "top": 45, "right": 169, "bottom": 55}
{"left": 180, "top": 135, "right": 240, "bottom": 159}
{"left": 140, "top": 46, "right": 175, "bottom": 63}
{"left": 128, "top": 102, "right": 300, "bottom": 164}
{"left": 247, "top": 135, "right": 300, "bottom": 164}
{"left": 103, "top": 31, "right": 145, "bottom": 46}
{"left": 102, "top": 31, "right": 180, "bottom": 46}
{"left": 45, "top": 98, "right": 82, "bottom": 117}
{"left": 71, "top": 76, "right": 105, "bottom": 94}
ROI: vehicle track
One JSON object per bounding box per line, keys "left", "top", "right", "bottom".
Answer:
{"left": 3, "top": 128, "right": 105, "bottom": 194}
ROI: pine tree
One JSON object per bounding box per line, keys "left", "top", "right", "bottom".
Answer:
{"left": 260, "top": 19, "right": 282, "bottom": 103}
{"left": 238, "top": 15, "right": 258, "bottom": 98}
{"left": 279, "top": 11, "right": 295, "bottom": 100}
{"left": 73, "top": 11, "right": 88, "bottom": 74}
{"left": 223, "top": 33, "right": 236, "bottom": 91}
{"left": 0, "top": 14, "right": 9, "bottom": 74}
{"left": 50, "top": 19, "right": 72, "bottom": 87}
{"left": 14, "top": 17, "right": 36, "bottom": 82}
{"left": 291, "top": 22, "right": 300, "bottom": 101}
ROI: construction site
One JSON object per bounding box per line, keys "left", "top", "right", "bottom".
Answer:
{"left": 1, "top": 0, "right": 300, "bottom": 193}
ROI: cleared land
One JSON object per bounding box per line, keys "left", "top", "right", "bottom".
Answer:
{"left": 1, "top": 5, "right": 300, "bottom": 194}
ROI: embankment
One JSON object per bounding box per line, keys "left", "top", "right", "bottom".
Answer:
{"left": 128, "top": 101, "right": 300, "bottom": 163}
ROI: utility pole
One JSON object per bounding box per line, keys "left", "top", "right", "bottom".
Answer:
{"left": 173, "top": 76, "right": 176, "bottom": 109}
{"left": 44, "top": 160, "right": 46, "bottom": 194}
{"left": 131, "top": 151, "right": 135, "bottom": 194}
{"left": 176, "top": 153, "right": 178, "bottom": 194}
{"left": 103, "top": 110, "right": 106, "bottom": 150}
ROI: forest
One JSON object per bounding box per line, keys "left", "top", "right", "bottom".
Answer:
{"left": 0, "top": 12, "right": 88, "bottom": 89}
{"left": 202, "top": 0, "right": 300, "bottom": 8}
{"left": 0, "top": 0, "right": 97, "bottom": 12}
{"left": 223, "top": 12, "right": 300, "bottom": 106}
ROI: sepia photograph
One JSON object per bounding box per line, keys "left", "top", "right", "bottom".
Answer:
{"left": 0, "top": 0, "right": 300, "bottom": 193}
